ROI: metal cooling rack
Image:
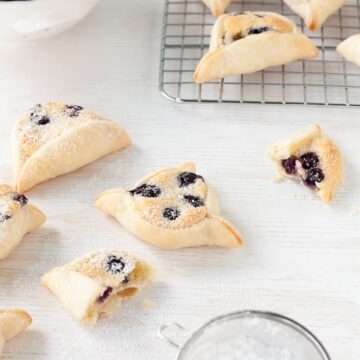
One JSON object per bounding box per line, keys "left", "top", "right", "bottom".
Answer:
{"left": 159, "top": 0, "right": 360, "bottom": 106}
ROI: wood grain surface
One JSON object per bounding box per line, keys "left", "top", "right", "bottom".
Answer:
{"left": 0, "top": 0, "right": 359, "bottom": 359}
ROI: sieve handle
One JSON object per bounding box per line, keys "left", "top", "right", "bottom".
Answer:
{"left": 158, "top": 322, "right": 189, "bottom": 349}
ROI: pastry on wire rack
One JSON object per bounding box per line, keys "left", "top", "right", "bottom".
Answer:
{"left": 12, "top": 102, "right": 132, "bottom": 192}
{"left": 42, "top": 250, "right": 154, "bottom": 326}
{"left": 96, "top": 162, "right": 244, "bottom": 249}
{"left": 284, "top": 0, "right": 345, "bottom": 31}
{"left": 194, "top": 11, "right": 319, "bottom": 83}
{"left": 337, "top": 34, "right": 360, "bottom": 66}
{"left": 203, "top": 0, "right": 232, "bottom": 16}
{"left": 0, "top": 308, "right": 32, "bottom": 355}
{"left": 0, "top": 185, "right": 46, "bottom": 260}
{"left": 268, "top": 124, "right": 343, "bottom": 202}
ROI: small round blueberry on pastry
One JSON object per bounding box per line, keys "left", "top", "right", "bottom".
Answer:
{"left": 0, "top": 185, "right": 45, "bottom": 260}
{"left": 194, "top": 11, "right": 319, "bottom": 83}
{"left": 12, "top": 102, "right": 132, "bottom": 192}
{"left": 0, "top": 308, "right": 32, "bottom": 355}
{"left": 96, "top": 163, "right": 244, "bottom": 249}
{"left": 268, "top": 124, "right": 343, "bottom": 202}
{"left": 42, "top": 250, "right": 154, "bottom": 326}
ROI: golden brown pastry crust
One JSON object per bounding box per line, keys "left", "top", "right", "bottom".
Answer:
{"left": 42, "top": 250, "right": 153, "bottom": 326}
{"left": 284, "top": 0, "right": 345, "bottom": 31}
{"left": 0, "top": 185, "right": 46, "bottom": 260}
{"left": 96, "top": 163, "right": 243, "bottom": 249}
{"left": 202, "top": 0, "right": 232, "bottom": 16}
{"left": 194, "top": 12, "right": 319, "bottom": 83}
{"left": 337, "top": 34, "right": 360, "bottom": 66}
{"left": 13, "top": 102, "right": 132, "bottom": 192}
{"left": 268, "top": 124, "right": 343, "bottom": 202}
{"left": 0, "top": 308, "right": 32, "bottom": 355}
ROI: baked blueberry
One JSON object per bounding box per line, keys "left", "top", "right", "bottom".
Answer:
{"left": 97, "top": 287, "right": 113, "bottom": 303}
{"left": 0, "top": 214, "right": 11, "bottom": 222}
{"left": 163, "top": 207, "right": 180, "bottom": 221}
{"left": 106, "top": 255, "right": 126, "bottom": 275}
{"left": 129, "top": 184, "right": 161, "bottom": 198}
{"left": 31, "top": 113, "right": 50, "bottom": 125}
{"left": 305, "top": 168, "right": 324, "bottom": 186}
{"left": 247, "top": 26, "right": 270, "bottom": 35}
{"left": 281, "top": 156, "right": 297, "bottom": 175}
{"left": 178, "top": 172, "right": 204, "bottom": 187}
{"left": 183, "top": 195, "right": 204, "bottom": 208}
{"left": 299, "top": 152, "right": 319, "bottom": 170}
{"left": 12, "top": 192, "right": 28, "bottom": 206}
{"left": 65, "top": 104, "right": 83, "bottom": 117}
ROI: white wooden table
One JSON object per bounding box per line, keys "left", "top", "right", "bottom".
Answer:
{"left": 0, "top": 0, "right": 359, "bottom": 359}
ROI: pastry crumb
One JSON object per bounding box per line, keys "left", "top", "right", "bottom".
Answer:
{"left": 271, "top": 173, "right": 284, "bottom": 183}
{"left": 349, "top": 206, "right": 360, "bottom": 216}
{"left": 141, "top": 299, "right": 157, "bottom": 311}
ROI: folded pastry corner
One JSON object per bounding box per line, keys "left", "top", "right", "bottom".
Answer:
{"left": 284, "top": 0, "right": 345, "bottom": 31}
{"left": 42, "top": 250, "right": 154, "bottom": 326}
{"left": 0, "top": 185, "right": 46, "bottom": 260}
{"left": 96, "top": 163, "right": 244, "bottom": 249}
{"left": 13, "top": 102, "right": 132, "bottom": 192}
{"left": 203, "top": 0, "right": 232, "bottom": 16}
{"left": 337, "top": 34, "right": 360, "bottom": 66}
{"left": 0, "top": 308, "right": 32, "bottom": 355}
{"left": 194, "top": 11, "right": 319, "bottom": 83}
{"left": 267, "top": 124, "right": 343, "bottom": 202}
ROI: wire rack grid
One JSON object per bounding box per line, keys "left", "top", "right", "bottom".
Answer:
{"left": 159, "top": 0, "right": 360, "bottom": 106}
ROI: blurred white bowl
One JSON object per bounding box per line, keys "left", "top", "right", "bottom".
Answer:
{"left": 0, "top": 0, "right": 99, "bottom": 45}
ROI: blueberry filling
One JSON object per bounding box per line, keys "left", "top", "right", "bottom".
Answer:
{"left": 12, "top": 192, "right": 28, "bottom": 206}
{"left": 65, "top": 104, "right": 83, "bottom": 117}
{"left": 305, "top": 168, "right": 324, "bottom": 187}
{"left": 178, "top": 172, "right": 204, "bottom": 187}
{"left": 183, "top": 195, "right": 204, "bottom": 208}
{"left": 106, "top": 255, "right": 126, "bottom": 275}
{"left": 247, "top": 26, "right": 270, "bottom": 36}
{"left": 281, "top": 153, "right": 325, "bottom": 187}
{"left": 281, "top": 156, "right": 297, "bottom": 175}
{"left": 129, "top": 184, "right": 161, "bottom": 198}
{"left": 299, "top": 152, "right": 319, "bottom": 170}
{"left": 31, "top": 113, "right": 50, "bottom": 125}
{"left": 0, "top": 214, "right": 11, "bottom": 223}
{"left": 97, "top": 287, "right": 113, "bottom": 303}
{"left": 163, "top": 207, "right": 180, "bottom": 221}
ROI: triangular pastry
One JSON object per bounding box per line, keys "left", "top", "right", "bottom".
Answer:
{"left": 0, "top": 185, "right": 45, "bottom": 260}
{"left": 194, "top": 11, "right": 319, "bottom": 83}
{"left": 13, "top": 102, "right": 132, "bottom": 192}
{"left": 42, "top": 250, "right": 153, "bottom": 326}
{"left": 268, "top": 124, "right": 343, "bottom": 202}
{"left": 96, "top": 163, "right": 244, "bottom": 249}
{"left": 0, "top": 308, "right": 32, "bottom": 355}
{"left": 203, "top": 0, "right": 232, "bottom": 16}
{"left": 337, "top": 34, "right": 360, "bottom": 66}
{"left": 283, "top": 0, "right": 344, "bottom": 31}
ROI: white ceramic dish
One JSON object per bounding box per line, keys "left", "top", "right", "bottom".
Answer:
{"left": 0, "top": 0, "right": 99, "bottom": 45}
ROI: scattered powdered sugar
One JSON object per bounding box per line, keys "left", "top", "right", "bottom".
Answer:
{"left": 210, "top": 334, "right": 295, "bottom": 360}
{"left": 184, "top": 316, "right": 314, "bottom": 360}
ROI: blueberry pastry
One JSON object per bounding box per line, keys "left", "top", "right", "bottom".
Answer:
{"left": 0, "top": 308, "right": 32, "bottom": 355}
{"left": 42, "top": 250, "right": 153, "bottom": 326}
{"left": 0, "top": 185, "right": 45, "bottom": 260}
{"left": 194, "top": 11, "right": 319, "bottom": 83}
{"left": 203, "top": 0, "right": 232, "bottom": 16}
{"left": 284, "top": 0, "right": 344, "bottom": 31}
{"left": 268, "top": 124, "right": 343, "bottom": 202}
{"left": 337, "top": 34, "right": 360, "bottom": 66}
{"left": 96, "top": 163, "right": 243, "bottom": 249}
{"left": 12, "top": 103, "right": 132, "bottom": 192}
